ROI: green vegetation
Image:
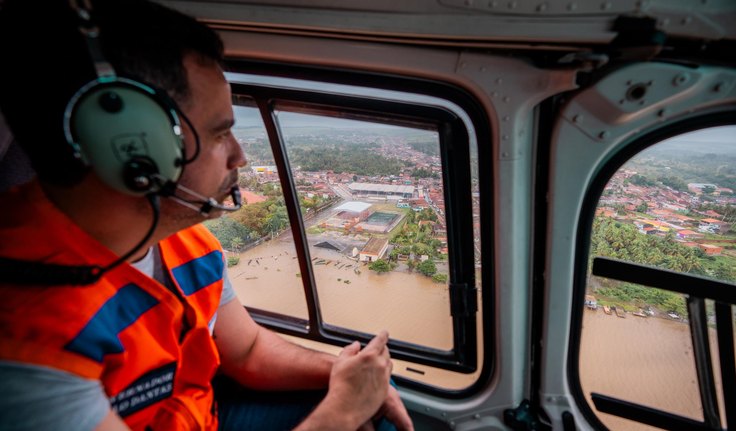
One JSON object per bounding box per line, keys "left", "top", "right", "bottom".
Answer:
{"left": 590, "top": 217, "right": 703, "bottom": 274}
{"left": 625, "top": 145, "right": 736, "bottom": 192}
{"left": 391, "top": 208, "right": 443, "bottom": 260}
{"left": 590, "top": 215, "right": 736, "bottom": 317}
{"left": 289, "top": 145, "right": 405, "bottom": 176}
{"left": 595, "top": 281, "right": 686, "bottom": 316}
{"left": 417, "top": 259, "right": 437, "bottom": 277}
{"left": 369, "top": 259, "right": 394, "bottom": 273}
{"left": 411, "top": 168, "right": 439, "bottom": 179}
{"left": 230, "top": 198, "right": 288, "bottom": 238}
{"left": 432, "top": 273, "right": 448, "bottom": 284}
{"left": 409, "top": 141, "right": 439, "bottom": 157}
{"left": 203, "top": 217, "right": 253, "bottom": 251}
{"left": 227, "top": 256, "right": 240, "bottom": 267}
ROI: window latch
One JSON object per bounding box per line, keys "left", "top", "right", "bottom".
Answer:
{"left": 449, "top": 282, "right": 477, "bottom": 318}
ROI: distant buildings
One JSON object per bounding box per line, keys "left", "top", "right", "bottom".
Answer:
{"left": 251, "top": 165, "right": 278, "bottom": 175}
{"left": 348, "top": 182, "right": 414, "bottom": 199}
{"left": 335, "top": 201, "right": 372, "bottom": 221}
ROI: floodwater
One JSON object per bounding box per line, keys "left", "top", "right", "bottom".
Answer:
{"left": 229, "top": 238, "right": 723, "bottom": 415}
{"left": 579, "top": 309, "right": 726, "bottom": 430}
{"left": 228, "top": 237, "right": 454, "bottom": 351}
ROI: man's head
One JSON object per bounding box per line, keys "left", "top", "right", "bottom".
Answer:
{"left": 0, "top": 0, "right": 225, "bottom": 187}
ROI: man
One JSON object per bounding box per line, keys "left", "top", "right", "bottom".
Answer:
{"left": 0, "top": 0, "right": 413, "bottom": 430}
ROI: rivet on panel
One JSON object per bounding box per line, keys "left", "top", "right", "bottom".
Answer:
{"left": 598, "top": 131, "right": 610, "bottom": 140}
{"left": 474, "top": 414, "right": 481, "bottom": 420}
{"left": 495, "top": 77, "right": 503, "bottom": 84}
{"left": 480, "top": 66, "right": 487, "bottom": 72}
{"left": 502, "top": 134, "right": 509, "bottom": 140}
{"left": 567, "top": 2, "right": 577, "bottom": 11}
{"left": 658, "top": 108, "right": 667, "bottom": 117}
{"left": 659, "top": 17, "right": 670, "bottom": 26}
{"left": 639, "top": 100, "right": 646, "bottom": 105}
{"left": 573, "top": 114, "right": 583, "bottom": 123}
{"left": 491, "top": 91, "right": 499, "bottom": 97}
{"left": 465, "top": 0, "right": 473, "bottom": 6}
{"left": 449, "top": 421, "right": 456, "bottom": 429}
{"left": 601, "top": 1, "right": 611, "bottom": 10}
{"left": 508, "top": 1, "right": 517, "bottom": 9}
{"left": 489, "top": 0, "right": 498, "bottom": 8}
{"left": 713, "top": 82, "right": 725, "bottom": 92}
{"left": 626, "top": 80, "right": 633, "bottom": 85}
{"left": 619, "top": 99, "right": 625, "bottom": 104}
{"left": 460, "top": 62, "right": 467, "bottom": 69}
{"left": 537, "top": 2, "right": 548, "bottom": 12}
{"left": 503, "top": 115, "right": 511, "bottom": 122}
{"left": 681, "top": 16, "right": 692, "bottom": 25}
{"left": 502, "top": 152, "right": 509, "bottom": 157}
{"left": 673, "top": 73, "right": 690, "bottom": 86}
{"left": 503, "top": 96, "right": 511, "bottom": 103}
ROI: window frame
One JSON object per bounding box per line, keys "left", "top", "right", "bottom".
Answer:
{"left": 568, "top": 112, "right": 736, "bottom": 431}
{"left": 224, "top": 60, "right": 495, "bottom": 394}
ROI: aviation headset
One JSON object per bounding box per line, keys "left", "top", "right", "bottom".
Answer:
{"left": 63, "top": 0, "right": 185, "bottom": 195}
{"left": 0, "top": 0, "right": 213, "bottom": 285}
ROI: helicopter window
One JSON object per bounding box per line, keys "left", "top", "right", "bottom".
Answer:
{"left": 577, "top": 125, "right": 736, "bottom": 430}
{"left": 207, "top": 70, "right": 488, "bottom": 392}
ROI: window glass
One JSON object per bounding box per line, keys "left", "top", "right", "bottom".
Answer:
{"left": 214, "top": 74, "right": 485, "bottom": 390}
{"left": 275, "top": 109, "right": 453, "bottom": 350}
{"left": 206, "top": 102, "right": 308, "bottom": 320}
{"left": 579, "top": 125, "right": 736, "bottom": 429}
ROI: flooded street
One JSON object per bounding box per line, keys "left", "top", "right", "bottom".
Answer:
{"left": 228, "top": 237, "right": 454, "bottom": 350}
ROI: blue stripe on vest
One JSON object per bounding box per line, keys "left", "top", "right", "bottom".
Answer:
{"left": 65, "top": 284, "right": 158, "bottom": 362}
{"left": 171, "top": 250, "right": 223, "bottom": 296}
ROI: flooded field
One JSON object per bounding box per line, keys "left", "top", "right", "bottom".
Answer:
{"left": 228, "top": 237, "right": 454, "bottom": 350}
{"left": 579, "top": 309, "right": 725, "bottom": 430}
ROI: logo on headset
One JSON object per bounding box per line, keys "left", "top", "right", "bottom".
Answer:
{"left": 111, "top": 133, "right": 150, "bottom": 162}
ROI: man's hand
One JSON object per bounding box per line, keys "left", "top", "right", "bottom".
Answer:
{"left": 328, "top": 331, "right": 393, "bottom": 426}
{"left": 295, "top": 331, "right": 414, "bottom": 431}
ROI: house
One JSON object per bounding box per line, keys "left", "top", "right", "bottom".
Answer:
{"left": 676, "top": 229, "right": 704, "bottom": 240}
{"left": 358, "top": 237, "right": 389, "bottom": 262}
{"left": 335, "top": 201, "right": 372, "bottom": 221}
{"left": 699, "top": 218, "right": 730, "bottom": 234}
{"left": 699, "top": 244, "right": 724, "bottom": 256}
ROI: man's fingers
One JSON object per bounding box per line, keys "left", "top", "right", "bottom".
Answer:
{"left": 340, "top": 340, "right": 361, "bottom": 357}
{"left": 363, "top": 330, "right": 389, "bottom": 354}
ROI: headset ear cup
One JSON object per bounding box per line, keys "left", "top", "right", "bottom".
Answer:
{"left": 65, "top": 78, "right": 184, "bottom": 195}
{"left": 123, "top": 156, "right": 159, "bottom": 193}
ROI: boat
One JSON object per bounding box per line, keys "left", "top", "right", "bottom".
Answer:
{"left": 632, "top": 309, "right": 647, "bottom": 318}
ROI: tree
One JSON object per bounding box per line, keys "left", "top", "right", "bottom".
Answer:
{"left": 368, "top": 259, "right": 391, "bottom": 273}
{"left": 416, "top": 259, "right": 437, "bottom": 277}
{"left": 203, "top": 217, "right": 252, "bottom": 250}
{"left": 636, "top": 202, "right": 649, "bottom": 213}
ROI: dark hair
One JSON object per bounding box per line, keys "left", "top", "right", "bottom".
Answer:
{"left": 0, "top": 0, "right": 224, "bottom": 185}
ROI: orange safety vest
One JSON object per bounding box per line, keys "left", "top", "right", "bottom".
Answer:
{"left": 0, "top": 181, "right": 223, "bottom": 430}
